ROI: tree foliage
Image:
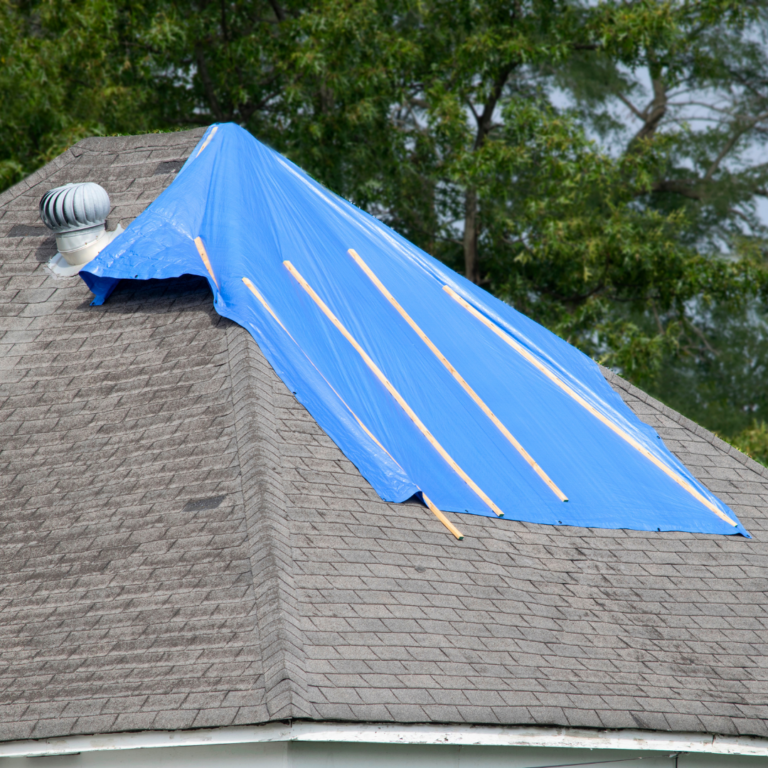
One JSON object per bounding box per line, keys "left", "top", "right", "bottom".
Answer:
{"left": 3, "top": 0, "right": 768, "bottom": 457}
{"left": 731, "top": 420, "right": 768, "bottom": 467}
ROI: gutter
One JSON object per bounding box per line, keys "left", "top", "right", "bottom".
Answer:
{"left": 2, "top": 722, "right": 768, "bottom": 759}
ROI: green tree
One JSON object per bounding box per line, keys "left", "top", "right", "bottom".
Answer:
{"left": 3, "top": 0, "right": 768, "bottom": 456}
{"left": 0, "top": 0, "right": 163, "bottom": 188}
{"left": 731, "top": 420, "right": 768, "bottom": 466}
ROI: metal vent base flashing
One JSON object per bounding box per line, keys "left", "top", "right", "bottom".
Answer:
{"left": 46, "top": 224, "right": 124, "bottom": 277}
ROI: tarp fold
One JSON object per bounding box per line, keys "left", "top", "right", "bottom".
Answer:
{"left": 81, "top": 123, "right": 748, "bottom": 536}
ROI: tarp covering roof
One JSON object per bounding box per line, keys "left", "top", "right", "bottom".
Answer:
{"left": 81, "top": 123, "right": 747, "bottom": 536}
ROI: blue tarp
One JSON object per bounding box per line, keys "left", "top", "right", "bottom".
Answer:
{"left": 81, "top": 123, "right": 748, "bottom": 536}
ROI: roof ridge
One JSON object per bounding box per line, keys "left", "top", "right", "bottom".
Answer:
{"left": 600, "top": 364, "right": 768, "bottom": 482}
{"left": 0, "top": 148, "right": 78, "bottom": 211}
{"left": 226, "top": 321, "right": 313, "bottom": 720}
{"left": 0, "top": 127, "right": 207, "bottom": 216}
{"left": 70, "top": 127, "right": 207, "bottom": 156}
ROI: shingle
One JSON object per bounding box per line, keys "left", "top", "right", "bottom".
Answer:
{"left": 3, "top": 128, "right": 768, "bottom": 746}
{"left": 151, "top": 709, "right": 199, "bottom": 730}
{"left": 0, "top": 131, "right": 272, "bottom": 741}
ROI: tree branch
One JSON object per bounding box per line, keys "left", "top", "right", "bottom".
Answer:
{"left": 220, "top": 0, "right": 229, "bottom": 42}
{"left": 652, "top": 179, "right": 703, "bottom": 200}
{"left": 473, "top": 63, "right": 516, "bottom": 150}
{"left": 629, "top": 76, "right": 667, "bottom": 147}
{"left": 684, "top": 318, "right": 717, "bottom": 356}
{"left": 268, "top": 0, "right": 286, "bottom": 22}
{"left": 195, "top": 48, "right": 226, "bottom": 122}
{"left": 704, "top": 111, "right": 768, "bottom": 182}
{"left": 616, "top": 92, "right": 644, "bottom": 121}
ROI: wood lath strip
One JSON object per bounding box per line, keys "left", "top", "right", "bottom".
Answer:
{"left": 194, "top": 236, "right": 219, "bottom": 289}
{"left": 444, "top": 285, "right": 737, "bottom": 527}
{"left": 196, "top": 125, "right": 218, "bottom": 157}
{"left": 348, "top": 248, "right": 567, "bottom": 503}
{"left": 242, "top": 275, "right": 463, "bottom": 540}
{"left": 284, "top": 260, "right": 504, "bottom": 518}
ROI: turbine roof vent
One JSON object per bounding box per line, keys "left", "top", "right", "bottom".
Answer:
{"left": 40, "top": 182, "right": 111, "bottom": 233}
{"left": 40, "top": 182, "right": 122, "bottom": 275}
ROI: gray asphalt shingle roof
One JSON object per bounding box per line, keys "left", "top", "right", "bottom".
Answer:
{"left": 1, "top": 128, "right": 768, "bottom": 743}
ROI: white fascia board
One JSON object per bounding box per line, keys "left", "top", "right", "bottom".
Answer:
{"left": 2, "top": 722, "right": 768, "bottom": 759}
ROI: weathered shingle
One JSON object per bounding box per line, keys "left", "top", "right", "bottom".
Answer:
{"left": 1, "top": 127, "right": 768, "bottom": 742}
{"left": 0, "top": 130, "right": 271, "bottom": 740}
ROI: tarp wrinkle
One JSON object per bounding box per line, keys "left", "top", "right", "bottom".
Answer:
{"left": 81, "top": 123, "right": 749, "bottom": 537}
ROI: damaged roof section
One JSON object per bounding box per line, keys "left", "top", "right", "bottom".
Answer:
{"left": 79, "top": 123, "right": 746, "bottom": 537}
{"left": 0, "top": 129, "right": 768, "bottom": 742}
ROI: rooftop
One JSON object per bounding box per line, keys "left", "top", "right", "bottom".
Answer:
{"left": 1, "top": 128, "right": 768, "bottom": 742}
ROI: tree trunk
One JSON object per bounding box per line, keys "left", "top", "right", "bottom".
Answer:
{"left": 629, "top": 75, "right": 667, "bottom": 150}
{"left": 463, "top": 64, "right": 515, "bottom": 284}
{"left": 464, "top": 188, "right": 478, "bottom": 283}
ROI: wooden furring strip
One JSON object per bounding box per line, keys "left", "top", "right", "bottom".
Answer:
{"left": 196, "top": 125, "right": 218, "bottom": 157}
{"left": 194, "top": 236, "right": 219, "bottom": 289}
{"left": 348, "top": 248, "right": 567, "bottom": 503}
{"left": 423, "top": 494, "right": 464, "bottom": 540}
{"left": 243, "top": 277, "right": 291, "bottom": 335}
{"left": 242, "top": 277, "right": 388, "bottom": 455}
{"left": 284, "top": 260, "right": 504, "bottom": 518}
{"left": 444, "top": 285, "right": 738, "bottom": 528}
{"left": 242, "top": 276, "right": 464, "bottom": 540}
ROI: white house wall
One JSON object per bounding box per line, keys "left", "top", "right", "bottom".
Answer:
{"left": 1, "top": 742, "right": 767, "bottom": 768}
{"left": 0, "top": 745, "right": 288, "bottom": 768}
